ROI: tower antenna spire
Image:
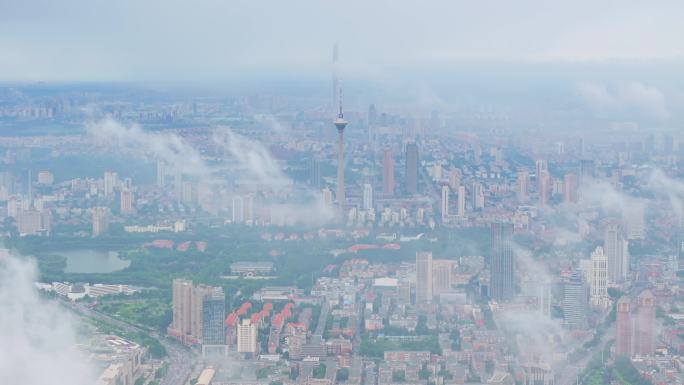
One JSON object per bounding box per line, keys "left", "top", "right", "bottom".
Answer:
{"left": 338, "top": 87, "right": 343, "bottom": 118}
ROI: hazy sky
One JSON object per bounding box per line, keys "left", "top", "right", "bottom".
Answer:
{"left": 2, "top": 0, "right": 683, "bottom": 82}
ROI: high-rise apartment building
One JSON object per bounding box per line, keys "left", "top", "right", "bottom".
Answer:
{"left": 457, "top": 185, "right": 466, "bottom": 218}
{"left": 415, "top": 252, "right": 433, "bottom": 304}
{"left": 589, "top": 247, "right": 609, "bottom": 308}
{"left": 440, "top": 185, "right": 450, "bottom": 221}
{"left": 92, "top": 206, "right": 110, "bottom": 237}
{"left": 383, "top": 149, "right": 395, "bottom": 196}
{"left": 104, "top": 171, "right": 118, "bottom": 197}
{"left": 490, "top": 222, "right": 515, "bottom": 301}
{"left": 633, "top": 290, "right": 655, "bottom": 356}
{"left": 563, "top": 173, "right": 578, "bottom": 203}
{"left": 616, "top": 296, "right": 632, "bottom": 356}
{"left": 237, "top": 319, "right": 258, "bottom": 356}
{"left": 168, "top": 279, "right": 226, "bottom": 347}
{"left": 120, "top": 189, "right": 134, "bottom": 214}
{"left": 405, "top": 143, "right": 418, "bottom": 195}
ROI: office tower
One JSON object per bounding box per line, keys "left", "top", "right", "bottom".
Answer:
{"left": 202, "top": 288, "right": 226, "bottom": 346}
{"left": 490, "top": 222, "right": 515, "bottom": 301}
{"left": 538, "top": 170, "right": 550, "bottom": 206}
{"left": 405, "top": 143, "right": 419, "bottom": 195}
{"left": 604, "top": 222, "right": 629, "bottom": 282}
{"left": 538, "top": 281, "right": 552, "bottom": 317}
{"left": 633, "top": 290, "right": 655, "bottom": 356}
{"left": 415, "top": 252, "right": 433, "bottom": 304}
{"left": 472, "top": 182, "right": 484, "bottom": 210}
{"left": 362, "top": 183, "right": 373, "bottom": 210}
{"left": 309, "top": 158, "right": 322, "bottom": 189}
{"left": 563, "top": 173, "right": 578, "bottom": 203}
{"left": 516, "top": 170, "right": 528, "bottom": 203}
{"left": 440, "top": 185, "right": 450, "bottom": 221}
{"left": 563, "top": 272, "right": 588, "bottom": 329}
{"left": 334, "top": 91, "right": 348, "bottom": 207}
{"left": 156, "top": 160, "right": 166, "bottom": 187}
{"left": 457, "top": 185, "right": 466, "bottom": 218}
{"left": 120, "top": 189, "right": 134, "bottom": 214}
{"left": 27, "top": 169, "right": 33, "bottom": 204}
{"left": 624, "top": 205, "right": 645, "bottom": 240}
{"left": 589, "top": 246, "right": 609, "bottom": 308}
{"left": 237, "top": 319, "right": 258, "bottom": 355}
{"left": 449, "top": 168, "right": 461, "bottom": 191}
{"left": 232, "top": 195, "right": 244, "bottom": 224}
{"left": 432, "top": 260, "right": 454, "bottom": 295}
{"left": 615, "top": 296, "right": 632, "bottom": 356}
{"left": 104, "top": 171, "right": 118, "bottom": 197}
{"left": 383, "top": 149, "right": 395, "bottom": 196}
{"left": 579, "top": 159, "right": 594, "bottom": 187}
{"left": 92, "top": 206, "right": 110, "bottom": 237}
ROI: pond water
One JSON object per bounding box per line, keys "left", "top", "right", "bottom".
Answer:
{"left": 58, "top": 249, "right": 131, "bottom": 274}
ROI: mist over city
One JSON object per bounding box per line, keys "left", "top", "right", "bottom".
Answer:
{"left": 1, "top": 1, "right": 683, "bottom": 385}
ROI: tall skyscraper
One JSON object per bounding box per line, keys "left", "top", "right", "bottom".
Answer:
{"left": 120, "top": 189, "right": 134, "bottom": 214}
{"left": 202, "top": 289, "right": 226, "bottom": 346}
{"left": 383, "top": 149, "right": 395, "bottom": 196}
{"left": 604, "top": 221, "right": 629, "bottom": 282}
{"left": 92, "top": 206, "right": 110, "bottom": 237}
{"left": 472, "top": 182, "right": 485, "bottom": 210}
{"left": 415, "top": 252, "right": 433, "bottom": 304}
{"left": 362, "top": 183, "right": 374, "bottom": 210}
{"left": 589, "top": 246, "right": 609, "bottom": 308}
{"left": 440, "top": 185, "right": 450, "bottom": 221}
{"left": 633, "top": 290, "right": 655, "bottom": 356}
{"left": 405, "top": 143, "right": 419, "bottom": 195}
{"left": 563, "top": 272, "right": 588, "bottom": 329}
{"left": 490, "top": 222, "right": 515, "bottom": 301}
{"left": 334, "top": 90, "right": 348, "bottom": 208}
{"left": 615, "top": 296, "right": 632, "bottom": 356}
{"left": 104, "top": 170, "right": 118, "bottom": 197}
{"left": 368, "top": 103, "right": 377, "bottom": 127}
{"left": 169, "top": 278, "right": 194, "bottom": 343}
{"left": 516, "top": 170, "right": 529, "bottom": 203}
{"left": 457, "top": 185, "right": 466, "bottom": 218}
{"left": 579, "top": 159, "right": 595, "bottom": 187}
{"left": 563, "top": 173, "right": 578, "bottom": 203}
{"left": 538, "top": 170, "right": 550, "bottom": 206}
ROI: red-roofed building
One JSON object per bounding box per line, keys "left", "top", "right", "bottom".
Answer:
{"left": 176, "top": 241, "right": 191, "bottom": 252}
{"left": 151, "top": 239, "right": 174, "bottom": 249}
{"left": 196, "top": 241, "right": 207, "bottom": 252}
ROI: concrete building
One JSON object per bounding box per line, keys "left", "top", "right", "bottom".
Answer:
{"left": 563, "top": 272, "right": 588, "bottom": 329}
{"left": 589, "top": 247, "right": 609, "bottom": 308}
{"left": 415, "top": 252, "right": 433, "bottom": 304}
{"left": 237, "top": 318, "right": 258, "bottom": 356}
{"left": 92, "top": 206, "right": 110, "bottom": 237}
{"left": 490, "top": 222, "right": 515, "bottom": 301}
{"left": 405, "top": 143, "right": 418, "bottom": 195}
{"left": 383, "top": 149, "right": 395, "bottom": 196}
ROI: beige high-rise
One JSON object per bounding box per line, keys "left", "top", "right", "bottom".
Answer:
{"left": 415, "top": 252, "right": 433, "bottom": 304}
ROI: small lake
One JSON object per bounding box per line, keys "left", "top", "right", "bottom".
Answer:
{"left": 58, "top": 249, "right": 131, "bottom": 274}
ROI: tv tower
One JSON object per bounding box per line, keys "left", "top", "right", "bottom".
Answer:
{"left": 334, "top": 88, "right": 348, "bottom": 208}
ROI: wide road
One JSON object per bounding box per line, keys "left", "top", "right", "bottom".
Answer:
{"left": 65, "top": 301, "right": 194, "bottom": 385}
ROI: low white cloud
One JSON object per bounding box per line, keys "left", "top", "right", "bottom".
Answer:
{"left": 576, "top": 81, "right": 670, "bottom": 119}
{"left": 0, "top": 253, "right": 95, "bottom": 385}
